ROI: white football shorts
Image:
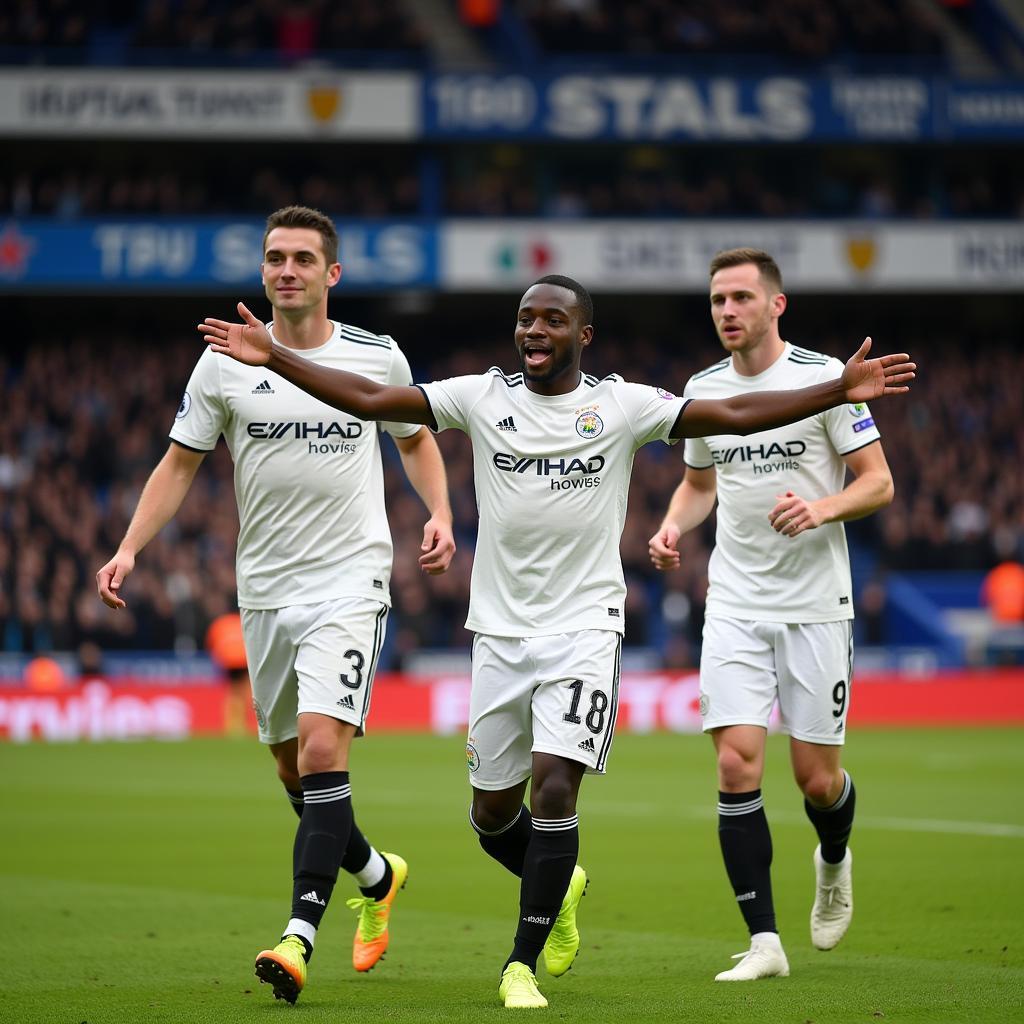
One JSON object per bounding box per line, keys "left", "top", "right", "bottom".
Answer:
{"left": 241, "top": 597, "right": 389, "bottom": 745}
{"left": 699, "top": 615, "right": 854, "bottom": 745}
{"left": 466, "top": 630, "right": 622, "bottom": 790}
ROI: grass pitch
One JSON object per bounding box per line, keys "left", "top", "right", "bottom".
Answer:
{"left": 3, "top": 729, "right": 1022, "bottom": 1024}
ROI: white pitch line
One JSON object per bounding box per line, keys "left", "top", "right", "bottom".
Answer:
{"left": 852, "top": 815, "right": 1024, "bottom": 839}
{"left": 672, "top": 807, "right": 1024, "bottom": 839}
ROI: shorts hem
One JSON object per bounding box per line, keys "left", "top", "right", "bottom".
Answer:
{"left": 532, "top": 744, "right": 606, "bottom": 775}
{"left": 786, "top": 729, "right": 847, "bottom": 746}
{"left": 468, "top": 771, "right": 533, "bottom": 792}
{"left": 257, "top": 729, "right": 299, "bottom": 746}
{"left": 701, "top": 717, "right": 770, "bottom": 734}
{"left": 297, "top": 704, "right": 366, "bottom": 730}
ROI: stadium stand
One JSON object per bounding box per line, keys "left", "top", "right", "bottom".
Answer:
{"left": 1, "top": 0, "right": 1021, "bottom": 675}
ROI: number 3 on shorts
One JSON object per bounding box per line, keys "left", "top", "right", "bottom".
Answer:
{"left": 340, "top": 649, "right": 365, "bottom": 689}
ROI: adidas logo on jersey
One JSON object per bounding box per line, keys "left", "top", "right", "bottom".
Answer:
{"left": 336, "top": 695, "right": 356, "bottom": 709}
{"left": 252, "top": 380, "right": 275, "bottom": 394}
{"left": 300, "top": 890, "right": 327, "bottom": 906}
{"left": 578, "top": 737, "right": 596, "bottom": 753}
{"left": 495, "top": 416, "right": 517, "bottom": 432}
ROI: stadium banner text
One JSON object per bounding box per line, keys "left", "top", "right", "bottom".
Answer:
{"left": 2, "top": 71, "right": 1022, "bottom": 142}
{"left": 2, "top": 671, "right": 1022, "bottom": 742}
{"left": 0, "top": 219, "right": 436, "bottom": 289}
{"left": 442, "top": 220, "right": 1024, "bottom": 292}
{"left": 1, "top": 219, "right": 1022, "bottom": 292}
{"left": 0, "top": 69, "right": 418, "bottom": 138}
{"left": 425, "top": 74, "right": 1024, "bottom": 141}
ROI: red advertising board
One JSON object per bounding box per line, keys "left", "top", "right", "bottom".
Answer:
{"left": 1, "top": 670, "right": 1022, "bottom": 742}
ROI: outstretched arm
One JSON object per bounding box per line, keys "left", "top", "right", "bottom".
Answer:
{"left": 670, "top": 338, "right": 915, "bottom": 439}
{"left": 199, "top": 303, "right": 435, "bottom": 425}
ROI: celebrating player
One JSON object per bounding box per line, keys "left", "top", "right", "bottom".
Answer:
{"left": 650, "top": 248, "right": 896, "bottom": 980}
{"left": 97, "top": 205, "right": 455, "bottom": 1004}
{"left": 199, "top": 273, "right": 914, "bottom": 1008}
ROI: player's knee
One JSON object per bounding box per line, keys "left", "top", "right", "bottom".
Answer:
{"left": 717, "top": 744, "right": 760, "bottom": 791}
{"left": 297, "top": 733, "right": 340, "bottom": 775}
{"left": 799, "top": 769, "right": 842, "bottom": 806}
{"left": 530, "top": 773, "right": 576, "bottom": 819}
{"left": 470, "top": 793, "right": 519, "bottom": 834}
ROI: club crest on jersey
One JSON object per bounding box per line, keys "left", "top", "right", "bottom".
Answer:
{"left": 656, "top": 387, "right": 676, "bottom": 400}
{"left": 175, "top": 392, "right": 191, "bottom": 419}
{"left": 576, "top": 411, "right": 604, "bottom": 438}
{"left": 848, "top": 402, "right": 868, "bottom": 417}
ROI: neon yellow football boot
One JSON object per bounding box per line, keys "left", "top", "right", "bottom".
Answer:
{"left": 499, "top": 961, "right": 548, "bottom": 1009}
{"left": 543, "top": 865, "right": 588, "bottom": 977}
{"left": 254, "top": 934, "right": 307, "bottom": 1004}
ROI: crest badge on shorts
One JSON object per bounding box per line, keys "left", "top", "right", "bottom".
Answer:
{"left": 466, "top": 741, "right": 480, "bottom": 772}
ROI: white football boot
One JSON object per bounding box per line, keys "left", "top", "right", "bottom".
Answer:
{"left": 715, "top": 931, "right": 790, "bottom": 981}
{"left": 811, "top": 845, "right": 853, "bottom": 950}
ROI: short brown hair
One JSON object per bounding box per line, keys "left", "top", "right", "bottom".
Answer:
{"left": 709, "top": 247, "right": 783, "bottom": 293}
{"left": 263, "top": 205, "right": 339, "bottom": 265}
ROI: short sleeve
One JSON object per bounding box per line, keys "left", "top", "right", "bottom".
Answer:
{"left": 418, "top": 375, "right": 489, "bottom": 434}
{"left": 825, "top": 399, "right": 882, "bottom": 454}
{"left": 819, "top": 358, "right": 882, "bottom": 454}
{"left": 613, "top": 381, "right": 688, "bottom": 448}
{"left": 380, "top": 340, "right": 422, "bottom": 440}
{"left": 168, "top": 349, "right": 227, "bottom": 451}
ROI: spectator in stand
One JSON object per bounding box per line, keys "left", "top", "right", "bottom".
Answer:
{"left": 982, "top": 558, "right": 1024, "bottom": 625}
{"left": 205, "top": 608, "right": 251, "bottom": 736}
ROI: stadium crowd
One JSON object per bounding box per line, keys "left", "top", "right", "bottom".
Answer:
{"left": 444, "top": 146, "right": 1024, "bottom": 220}
{"left": 0, "top": 161, "right": 421, "bottom": 219}
{"left": 2, "top": 325, "right": 1021, "bottom": 666}
{"left": 4, "top": 147, "right": 1021, "bottom": 220}
{"left": 0, "top": 0, "right": 426, "bottom": 58}
{"left": 0, "top": 0, "right": 957, "bottom": 66}
{"left": 517, "top": 0, "right": 946, "bottom": 63}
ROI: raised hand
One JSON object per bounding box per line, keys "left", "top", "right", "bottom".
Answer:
{"left": 841, "top": 337, "right": 916, "bottom": 403}
{"left": 198, "top": 302, "right": 273, "bottom": 366}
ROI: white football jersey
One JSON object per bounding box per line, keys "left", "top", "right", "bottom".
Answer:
{"left": 169, "top": 321, "right": 420, "bottom": 610}
{"left": 420, "top": 369, "right": 688, "bottom": 637}
{"left": 684, "top": 342, "right": 882, "bottom": 624}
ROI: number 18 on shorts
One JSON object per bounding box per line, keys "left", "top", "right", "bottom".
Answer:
{"left": 466, "top": 630, "right": 622, "bottom": 790}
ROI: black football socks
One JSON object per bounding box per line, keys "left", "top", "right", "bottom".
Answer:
{"left": 718, "top": 790, "right": 777, "bottom": 935}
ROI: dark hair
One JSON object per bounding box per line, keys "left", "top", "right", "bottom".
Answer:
{"left": 263, "top": 205, "right": 339, "bottom": 265}
{"left": 708, "top": 247, "right": 783, "bottom": 293}
{"left": 530, "top": 274, "right": 594, "bottom": 327}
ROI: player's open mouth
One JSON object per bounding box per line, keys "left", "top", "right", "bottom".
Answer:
{"left": 523, "top": 344, "right": 552, "bottom": 368}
